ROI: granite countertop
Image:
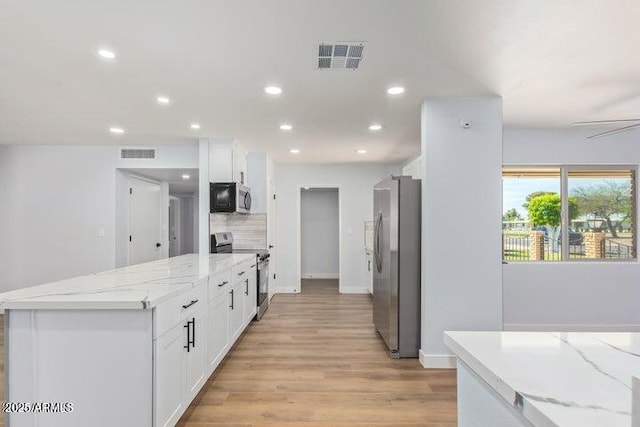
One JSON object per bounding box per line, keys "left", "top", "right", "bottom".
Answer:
{"left": 0, "top": 253, "right": 255, "bottom": 310}
{"left": 445, "top": 331, "right": 640, "bottom": 427}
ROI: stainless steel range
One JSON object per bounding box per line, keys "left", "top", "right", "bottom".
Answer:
{"left": 210, "top": 232, "right": 269, "bottom": 320}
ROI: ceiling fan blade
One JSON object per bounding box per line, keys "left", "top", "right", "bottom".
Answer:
{"left": 587, "top": 123, "right": 640, "bottom": 139}
{"left": 573, "top": 119, "right": 640, "bottom": 127}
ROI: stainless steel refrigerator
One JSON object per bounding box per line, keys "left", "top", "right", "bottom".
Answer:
{"left": 373, "top": 175, "right": 421, "bottom": 358}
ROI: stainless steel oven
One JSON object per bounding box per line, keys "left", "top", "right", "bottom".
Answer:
{"left": 256, "top": 253, "right": 269, "bottom": 320}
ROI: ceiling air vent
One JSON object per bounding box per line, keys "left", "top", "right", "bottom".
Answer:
{"left": 120, "top": 147, "right": 157, "bottom": 159}
{"left": 317, "top": 42, "right": 366, "bottom": 70}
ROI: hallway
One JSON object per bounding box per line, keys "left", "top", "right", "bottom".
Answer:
{"left": 177, "top": 281, "right": 457, "bottom": 426}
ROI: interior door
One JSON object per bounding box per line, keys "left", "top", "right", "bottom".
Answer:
{"left": 129, "top": 177, "right": 162, "bottom": 265}
{"left": 169, "top": 197, "right": 180, "bottom": 257}
{"left": 267, "top": 180, "right": 277, "bottom": 299}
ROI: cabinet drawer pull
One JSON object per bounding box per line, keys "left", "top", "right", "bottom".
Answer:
{"left": 182, "top": 299, "right": 198, "bottom": 309}
{"left": 217, "top": 280, "right": 229, "bottom": 287}
{"left": 237, "top": 271, "right": 245, "bottom": 276}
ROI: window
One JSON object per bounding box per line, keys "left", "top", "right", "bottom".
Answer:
{"left": 502, "top": 166, "right": 636, "bottom": 262}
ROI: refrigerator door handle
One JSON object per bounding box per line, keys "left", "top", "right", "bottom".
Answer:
{"left": 374, "top": 211, "right": 383, "bottom": 273}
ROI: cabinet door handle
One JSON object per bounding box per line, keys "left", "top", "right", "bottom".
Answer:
{"left": 217, "top": 280, "right": 229, "bottom": 287}
{"left": 245, "top": 278, "right": 249, "bottom": 295}
{"left": 229, "top": 289, "right": 234, "bottom": 310}
{"left": 237, "top": 271, "right": 245, "bottom": 276}
{"left": 192, "top": 317, "right": 196, "bottom": 348}
{"left": 184, "top": 318, "right": 194, "bottom": 352}
{"left": 182, "top": 299, "right": 198, "bottom": 309}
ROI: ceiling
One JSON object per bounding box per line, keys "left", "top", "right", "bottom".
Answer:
{"left": 1, "top": 1, "right": 638, "bottom": 164}
{"left": 126, "top": 168, "right": 199, "bottom": 195}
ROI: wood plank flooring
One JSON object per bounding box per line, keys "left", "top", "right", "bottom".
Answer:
{"left": 177, "top": 279, "right": 457, "bottom": 426}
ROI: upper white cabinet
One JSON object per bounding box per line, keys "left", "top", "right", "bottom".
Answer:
{"left": 208, "top": 139, "right": 248, "bottom": 184}
{"left": 246, "top": 152, "right": 274, "bottom": 214}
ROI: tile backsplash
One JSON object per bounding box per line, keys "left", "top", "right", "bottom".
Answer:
{"left": 210, "top": 214, "right": 267, "bottom": 249}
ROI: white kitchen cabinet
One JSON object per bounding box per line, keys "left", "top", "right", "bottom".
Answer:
{"left": 154, "top": 322, "right": 186, "bottom": 427}
{"left": 185, "top": 305, "right": 208, "bottom": 401}
{"left": 208, "top": 139, "right": 248, "bottom": 184}
{"left": 154, "top": 283, "right": 208, "bottom": 427}
{"left": 208, "top": 290, "right": 230, "bottom": 372}
{"left": 229, "top": 280, "right": 245, "bottom": 342}
{"left": 244, "top": 264, "right": 257, "bottom": 325}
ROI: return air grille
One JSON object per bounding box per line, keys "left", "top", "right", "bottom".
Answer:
{"left": 317, "top": 42, "right": 366, "bottom": 70}
{"left": 120, "top": 147, "right": 157, "bottom": 159}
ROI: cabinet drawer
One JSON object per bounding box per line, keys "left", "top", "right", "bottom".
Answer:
{"left": 154, "top": 283, "right": 208, "bottom": 339}
{"left": 208, "top": 269, "right": 232, "bottom": 301}
{"left": 232, "top": 259, "right": 256, "bottom": 284}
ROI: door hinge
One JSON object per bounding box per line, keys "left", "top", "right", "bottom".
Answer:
{"left": 273, "top": 194, "right": 276, "bottom": 200}
{"left": 129, "top": 188, "right": 133, "bottom": 195}
{"left": 129, "top": 235, "right": 132, "bottom": 242}
{"left": 273, "top": 274, "right": 276, "bottom": 280}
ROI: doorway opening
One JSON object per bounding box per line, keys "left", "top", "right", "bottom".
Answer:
{"left": 115, "top": 168, "right": 199, "bottom": 267}
{"left": 299, "top": 187, "right": 340, "bottom": 294}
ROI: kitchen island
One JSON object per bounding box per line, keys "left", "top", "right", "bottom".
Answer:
{"left": 0, "top": 253, "right": 257, "bottom": 427}
{"left": 445, "top": 331, "right": 640, "bottom": 427}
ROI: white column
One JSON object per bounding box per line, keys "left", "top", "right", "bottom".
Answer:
{"left": 419, "top": 97, "right": 503, "bottom": 368}
{"left": 198, "top": 139, "right": 210, "bottom": 254}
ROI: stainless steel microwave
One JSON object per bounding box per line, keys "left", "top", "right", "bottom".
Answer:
{"left": 210, "top": 182, "right": 251, "bottom": 214}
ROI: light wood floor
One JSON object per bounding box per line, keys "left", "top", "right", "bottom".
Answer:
{"left": 177, "top": 279, "right": 457, "bottom": 426}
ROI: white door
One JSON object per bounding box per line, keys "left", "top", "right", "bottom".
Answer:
{"left": 267, "top": 180, "right": 277, "bottom": 299}
{"left": 129, "top": 177, "right": 162, "bottom": 265}
{"left": 169, "top": 197, "right": 180, "bottom": 257}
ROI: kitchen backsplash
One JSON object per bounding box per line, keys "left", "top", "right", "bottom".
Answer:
{"left": 210, "top": 214, "right": 267, "bottom": 249}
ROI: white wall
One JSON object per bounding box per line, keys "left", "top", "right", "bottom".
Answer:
{"left": 301, "top": 189, "right": 339, "bottom": 278}
{"left": 420, "top": 97, "right": 504, "bottom": 367}
{"left": 275, "top": 163, "right": 400, "bottom": 293}
{"left": 179, "top": 195, "right": 196, "bottom": 255}
{"left": 503, "top": 127, "right": 640, "bottom": 330}
{"left": 0, "top": 144, "right": 198, "bottom": 292}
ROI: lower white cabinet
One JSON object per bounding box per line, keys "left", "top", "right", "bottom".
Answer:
{"left": 154, "top": 323, "right": 186, "bottom": 427}
{"left": 153, "top": 258, "right": 256, "bottom": 427}
{"left": 229, "top": 280, "right": 245, "bottom": 342}
{"left": 208, "top": 290, "right": 230, "bottom": 371}
{"left": 244, "top": 266, "right": 257, "bottom": 325}
{"left": 185, "top": 305, "right": 208, "bottom": 400}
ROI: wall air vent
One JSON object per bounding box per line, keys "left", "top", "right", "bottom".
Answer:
{"left": 317, "top": 42, "right": 366, "bottom": 70}
{"left": 120, "top": 147, "right": 157, "bottom": 159}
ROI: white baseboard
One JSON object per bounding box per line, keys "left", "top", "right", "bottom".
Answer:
{"left": 419, "top": 349, "right": 457, "bottom": 369}
{"left": 276, "top": 287, "right": 299, "bottom": 294}
{"left": 503, "top": 323, "right": 640, "bottom": 332}
{"left": 339, "top": 286, "right": 370, "bottom": 294}
{"left": 301, "top": 273, "right": 339, "bottom": 279}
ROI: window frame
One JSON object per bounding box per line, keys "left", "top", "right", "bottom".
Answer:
{"left": 503, "top": 164, "right": 637, "bottom": 263}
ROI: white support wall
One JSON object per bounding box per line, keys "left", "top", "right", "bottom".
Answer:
{"left": 420, "top": 97, "right": 504, "bottom": 368}
{"left": 0, "top": 144, "right": 198, "bottom": 292}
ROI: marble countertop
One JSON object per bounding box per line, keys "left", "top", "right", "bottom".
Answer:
{"left": 0, "top": 253, "right": 256, "bottom": 310}
{"left": 445, "top": 331, "right": 640, "bottom": 427}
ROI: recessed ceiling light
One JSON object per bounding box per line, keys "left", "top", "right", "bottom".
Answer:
{"left": 264, "top": 86, "right": 282, "bottom": 95}
{"left": 109, "top": 127, "right": 125, "bottom": 134}
{"left": 369, "top": 124, "right": 382, "bottom": 131}
{"left": 157, "top": 96, "right": 170, "bottom": 105}
{"left": 289, "top": 149, "right": 300, "bottom": 154}
{"left": 387, "top": 86, "right": 405, "bottom": 95}
{"left": 190, "top": 123, "right": 201, "bottom": 130}
{"left": 356, "top": 149, "right": 368, "bottom": 154}
{"left": 97, "top": 49, "right": 116, "bottom": 59}
{"left": 182, "top": 174, "right": 190, "bottom": 180}
{"left": 280, "top": 124, "right": 293, "bottom": 130}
